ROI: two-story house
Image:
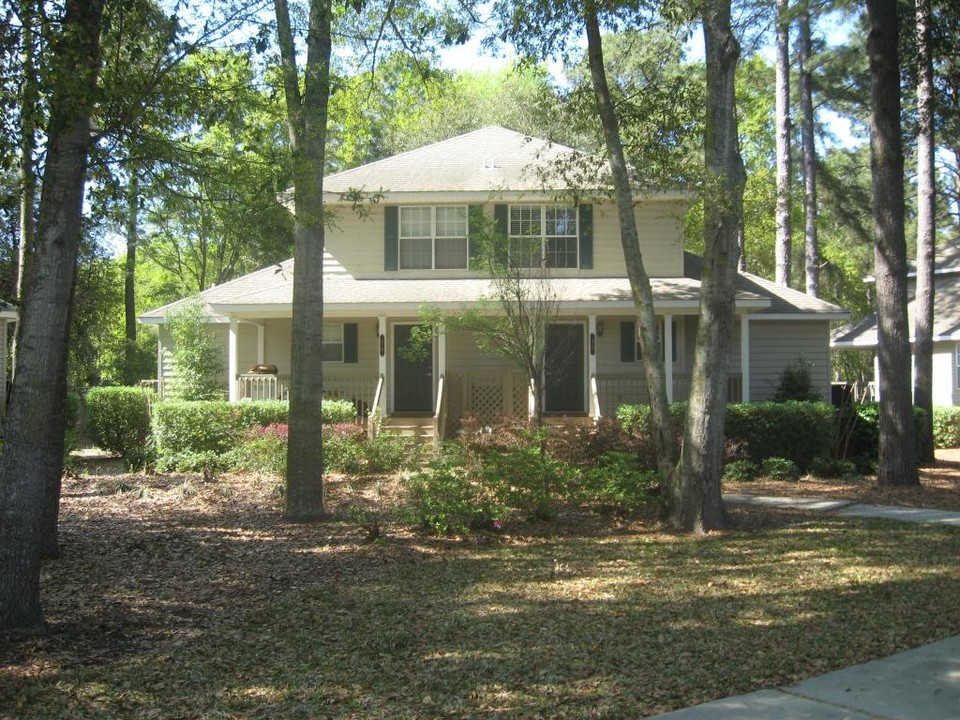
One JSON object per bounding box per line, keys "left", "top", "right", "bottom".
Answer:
{"left": 141, "top": 126, "right": 847, "bottom": 439}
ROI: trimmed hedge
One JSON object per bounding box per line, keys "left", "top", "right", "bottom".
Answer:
{"left": 617, "top": 401, "right": 835, "bottom": 472}
{"left": 84, "top": 387, "right": 153, "bottom": 463}
{"left": 933, "top": 406, "right": 960, "bottom": 449}
{"left": 152, "top": 399, "right": 357, "bottom": 471}
{"left": 835, "top": 403, "right": 927, "bottom": 472}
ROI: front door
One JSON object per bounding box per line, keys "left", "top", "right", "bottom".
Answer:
{"left": 393, "top": 324, "right": 433, "bottom": 413}
{"left": 545, "top": 323, "right": 585, "bottom": 413}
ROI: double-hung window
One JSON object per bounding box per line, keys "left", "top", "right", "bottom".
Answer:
{"left": 509, "top": 204, "right": 578, "bottom": 269}
{"left": 322, "top": 323, "right": 344, "bottom": 362}
{"left": 399, "top": 206, "right": 468, "bottom": 270}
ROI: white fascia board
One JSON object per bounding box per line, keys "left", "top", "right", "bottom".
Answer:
{"left": 321, "top": 190, "right": 694, "bottom": 205}
{"left": 751, "top": 312, "right": 850, "bottom": 322}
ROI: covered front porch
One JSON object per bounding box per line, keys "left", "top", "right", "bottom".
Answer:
{"left": 212, "top": 312, "right": 758, "bottom": 441}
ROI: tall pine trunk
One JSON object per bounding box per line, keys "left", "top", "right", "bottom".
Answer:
{"left": 124, "top": 171, "right": 140, "bottom": 386}
{"left": 774, "top": 0, "right": 792, "bottom": 288}
{"left": 866, "top": 0, "right": 919, "bottom": 486}
{"left": 670, "top": 0, "right": 746, "bottom": 532}
{"left": 0, "top": 0, "right": 105, "bottom": 634}
{"left": 913, "top": 0, "right": 936, "bottom": 464}
{"left": 583, "top": 5, "right": 678, "bottom": 485}
{"left": 798, "top": 2, "right": 820, "bottom": 297}
{"left": 274, "top": 0, "right": 331, "bottom": 519}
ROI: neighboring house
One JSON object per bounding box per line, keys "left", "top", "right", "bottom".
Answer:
{"left": 141, "top": 126, "right": 847, "bottom": 439}
{"left": 831, "top": 241, "right": 960, "bottom": 405}
{"left": 0, "top": 300, "right": 16, "bottom": 420}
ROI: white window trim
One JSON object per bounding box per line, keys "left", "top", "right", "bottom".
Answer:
{"left": 509, "top": 204, "right": 579, "bottom": 269}
{"left": 398, "top": 205, "right": 469, "bottom": 270}
{"left": 955, "top": 343, "right": 960, "bottom": 389}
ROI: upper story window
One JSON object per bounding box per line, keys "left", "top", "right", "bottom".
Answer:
{"left": 509, "top": 204, "right": 578, "bottom": 269}
{"left": 399, "top": 206, "right": 468, "bottom": 270}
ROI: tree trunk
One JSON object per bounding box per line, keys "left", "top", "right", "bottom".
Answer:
{"left": 583, "top": 5, "right": 678, "bottom": 484}
{"left": 274, "top": 0, "right": 331, "bottom": 519}
{"left": 866, "top": 0, "right": 919, "bottom": 486}
{"left": 124, "top": 171, "right": 140, "bottom": 386}
{"left": 774, "top": 0, "right": 792, "bottom": 288}
{"left": 913, "top": 0, "right": 936, "bottom": 464}
{"left": 0, "top": 0, "right": 105, "bottom": 635}
{"left": 798, "top": 2, "right": 820, "bottom": 298}
{"left": 670, "top": 0, "right": 746, "bottom": 532}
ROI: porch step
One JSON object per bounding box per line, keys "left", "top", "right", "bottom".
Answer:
{"left": 382, "top": 417, "right": 436, "bottom": 447}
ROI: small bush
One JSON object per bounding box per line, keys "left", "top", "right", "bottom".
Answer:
{"left": 932, "top": 406, "right": 960, "bottom": 449}
{"left": 723, "top": 459, "right": 759, "bottom": 482}
{"left": 809, "top": 456, "right": 859, "bottom": 479}
{"left": 323, "top": 423, "right": 368, "bottom": 474}
{"left": 85, "top": 387, "right": 153, "bottom": 467}
{"left": 835, "top": 403, "right": 927, "bottom": 472}
{"left": 406, "top": 452, "right": 504, "bottom": 535}
{"left": 479, "top": 443, "right": 572, "bottom": 521}
{"left": 760, "top": 457, "right": 800, "bottom": 482}
{"left": 365, "top": 431, "right": 423, "bottom": 473}
{"left": 773, "top": 358, "right": 822, "bottom": 402}
{"left": 725, "top": 402, "right": 834, "bottom": 472}
{"left": 576, "top": 451, "right": 659, "bottom": 512}
{"left": 232, "top": 423, "right": 289, "bottom": 478}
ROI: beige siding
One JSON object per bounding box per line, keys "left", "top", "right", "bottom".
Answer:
{"left": 444, "top": 329, "right": 514, "bottom": 371}
{"left": 748, "top": 320, "right": 832, "bottom": 402}
{"left": 325, "top": 200, "right": 687, "bottom": 280}
{"left": 932, "top": 342, "right": 958, "bottom": 406}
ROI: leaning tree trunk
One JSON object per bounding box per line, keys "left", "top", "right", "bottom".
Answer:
{"left": 0, "top": 0, "right": 105, "bottom": 634}
{"left": 774, "top": 0, "right": 792, "bottom": 288}
{"left": 866, "top": 0, "right": 919, "bottom": 486}
{"left": 583, "top": 4, "right": 678, "bottom": 484}
{"left": 913, "top": 0, "right": 936, "bottom": 464}
{"left": 274, "top": 0, "right": 331, "bottom": 519}
{"left": 798, "top": 1, "right": 820, "bottom": 298}
{"left": 670, "top": 0, "right": 746, "bottom": 532}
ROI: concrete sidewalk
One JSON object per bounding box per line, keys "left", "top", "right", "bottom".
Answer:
{"left": 724, "top": 493, "right": 960, "bottom": 527}
{"left": 652, "top": 635, "right": 960, "bottom": 719}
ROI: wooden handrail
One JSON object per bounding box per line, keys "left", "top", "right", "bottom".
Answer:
{"left": 369, "top": 374, "right": 385, "bottom": 440}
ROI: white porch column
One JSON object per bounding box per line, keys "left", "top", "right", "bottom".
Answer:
{"left": 664, "top": 314, "right": 674, "bottom": 403}
{"left": 228, "top": 317, "right": 239, "bottom": 402}
{"left": 588, "top": 315, "right": 598, "bottom": 416}
{"left": 378, "top": 316, "right": 387, "bottom": 414}
{"left": 256, "top": 323, "right": 265, "bottom": 365}
{"left": 873, "top": 354, "right": 881, "bottom": 401}
{"left": 438, "top": 324, "right": 446, "bottom": 379}
{"left": 740, "top": 315, "right": 750, "bottom": 403}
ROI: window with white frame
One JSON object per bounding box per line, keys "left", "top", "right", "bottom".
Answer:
{"left": 322, "top": 323, "right": 344, "bottom": 362}
{"left": 509, "top": 204, "right": 578, "bottom": 268}
{"left": 399, "top": 206, "right": 468, "bottom": 270}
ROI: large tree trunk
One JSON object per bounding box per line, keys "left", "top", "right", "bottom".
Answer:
{"left": 774, "top": 0, "right": 792, "bottom": 288}
{"left": 0, "top": 0, "right": 105, "bottom": 635}
{"left": 913, "top": 0, "right": 936, "bottom": 464}
{"left": 274, "top": 0, "right": 331, "bottom": 519}
{"left": 866, "top": 0, "right": 919, "bottom": 486}
{"left": 670, "top": 0, "right": 745, "bottom": 532}
{"left": 583, "top": 5, "right": 678, "bottom": 484}
{"left": 124, "top": 171, "right": 140, "bottom": 386}
{"left": 798, "top": 1, "right": 820, "bottom": 298}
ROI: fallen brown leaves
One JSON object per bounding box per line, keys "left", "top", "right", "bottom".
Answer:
{"left": 1, "top": 456, "right": 959, "bottom": 719}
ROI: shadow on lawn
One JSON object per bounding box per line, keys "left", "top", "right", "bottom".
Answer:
{"left": 5, "top": 493, "right": 960, "bottom": 719}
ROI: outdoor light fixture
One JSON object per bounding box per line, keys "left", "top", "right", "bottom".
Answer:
{"left": 590, "top": 333, "right": 596, "bottom": 356}
{"left": 379, "top": 334, "right": 385, "bottom": 357}
{"left": 596, "top": 321, "right": 604, "bottom": 336}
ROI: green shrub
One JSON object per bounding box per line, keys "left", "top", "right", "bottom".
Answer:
{"left": 773, "top": 358, "right": 822, "bottom": 402}
{"left": 231, "top": 424, "right": 289, "bottom": 478}
{"left": 405, "top": 452, "right": 504, "bottom": 535}
{"left": 722, "top": 459, "right": 759, "bottom": 482}
{"left": 835, "top": 403, "right": 927, "bottom": 472}
{"left": 85, "top": 387, "right": 153, "bottom": 467}
{"left": 364, "top": 430, "right": 423, "bottom": 473}
{"left": 932, "top": 406, "right": 960, "bottom": 449}
{"left": 479, "top": 443, "right": 573, "bottom": 521}
{"left": 576, "top": 451, "right": 659, "bottom": 512}
{"left": 322, "top": 399, "right": 358, "bottom": 424}
{"left": 165, "top": 299, "right": 224, "bottom": 401}
{"left": 725, "top": 402, "right": 834, "bottom": 471}
{"left": 760, "top": 456, "right": 800, "bottom": 481}
{"left": 323, "top": 423, "right": 368, "bottom": 474}
{"left": 809, "top": 456, "right": 859, "bottom": 479}
{"left": 155, "top": 449, "right": 229, "bottom": 481}
{"left": 616, "top": 402, "right": 687, "bottom": 437}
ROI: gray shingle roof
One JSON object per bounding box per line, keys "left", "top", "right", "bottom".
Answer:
{"left": 323, "top": 126, "right": 601, "bottom": 197}
{"left": 831, "top": 273, "right": 960, "bottom": 347}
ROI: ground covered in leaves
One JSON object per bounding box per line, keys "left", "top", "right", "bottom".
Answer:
{"left": 2, "top": 454, "right": 960, "bottom": 719}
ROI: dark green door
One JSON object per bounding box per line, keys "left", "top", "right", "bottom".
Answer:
{"left": 545, "top": 324, "right": 585, "bottom": 413}
{"left": 394, "top": 324, "right": 433, "bottom": 413}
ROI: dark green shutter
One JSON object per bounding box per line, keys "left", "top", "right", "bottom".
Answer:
{"left": 620, "top": 321, "right": 636, "bottom": 362}
{"left": 494, "top": 204, "right": 509, "bottom": 267}
{"left": 384, "top": 206, "right": 399, "bottom": 271}
{"left": 468, "top": 205, "right": 484, "bottom": 269}
{"left": 578, "top": 204, "right": 593, "bottom": 269}
{"left": 343, "top": 323, "right": 358, "bottom": 363}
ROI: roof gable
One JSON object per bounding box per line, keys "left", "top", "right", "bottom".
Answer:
{"left": 323, "top": 126, "right": 597, "bottom": 196}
